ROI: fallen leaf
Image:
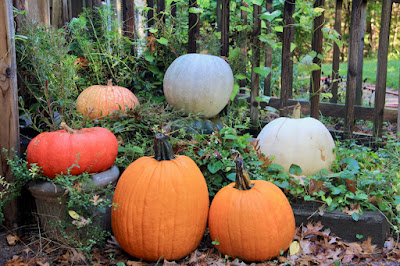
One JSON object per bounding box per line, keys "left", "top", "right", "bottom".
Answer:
{"left": 289, "top": 241, "right": 300, "bottom": 256}
{"left": 68, "top": 210, "right": 80, "bottom": 220}
{"left": 6, "top": 234, "right": 20, "bottom": 246}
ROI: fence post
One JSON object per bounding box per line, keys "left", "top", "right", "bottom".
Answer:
{"left": 0, "top": 0, "right": 20, "bottom": 229}
{"left": 355, "top": 0, "right": 367, "bottom": 106}
{"left": 221, "top": 0, "right": 230, "bottom": 57}
{"left": 330, "top": 0, "right": 343, "bottom": 104}
{"left": 398, "top": 69, "right": 400, "bottom": 139}
{"left": 26, "top": 0, "right": 51, "bottom": 25}
{"left": 238, "top": 0, "right": 248, "bottom": 88}
{"left": 280, "top": 0, "right": 295, "bottom": 116}
{"left": 250, "top": 4, "right": 261, "bottom": 129}
{"left": 310, "top": 0, "right": 325, "bottom": 119}
{"left": 344, "top": 0, "right": 363, "bottom": 138}
{"left": 147, "top": 0, "right": 154, "bottom": 27}
{"left": 125, "top": 0, "right": 136, "bottom": 40}
{"left": 264, "top": 0, "right": 273, "bottom": 96}
{"left": 157, "top": 0, "right": 165, "bottom": 23}
{"left": 188, "top": 0, "right": 199, "bottom": 53}
{"left": 373, "top": 0, "right": 393, "bottom": 140}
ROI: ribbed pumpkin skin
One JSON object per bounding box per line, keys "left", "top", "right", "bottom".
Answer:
{"left": 111, "top": 155, "right": 209, "bottom": 261}
{"left": 208, "top": 180, "right": 295, "bottom": 262}
{"left": 76, "top": 82, "right": 139, "bottom": 119}
{"left": 163, "top": 54, "right": 234, "bottom": 118}
{"left": 26, "top": 127, "right": 118, "bottom": 178}
{"left": 256, "top": 117, "right": 336, "bottom": 176}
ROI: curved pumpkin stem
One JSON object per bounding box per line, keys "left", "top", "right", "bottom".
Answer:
{"left": 107, "top": 79, "right": 113, "bottom": 87}
{"left": 231, "top": 150, "right": 253, "bottom": 190}
{"left": 60, "top": 122, "right": 76, "bottom": 134}
{"left": 292, "top": 102, "right": 301, "bottom": 119}
{"left": 153, "top": 133, "right": 176, "bottom": 161}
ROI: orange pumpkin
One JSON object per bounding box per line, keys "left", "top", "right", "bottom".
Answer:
{"left": 26, "top": 122, "right": 118, "bottom": 179}
{"left": 76, "top": 80, "right": 139, "bottom": 119}
{"left": 111, "top": 133, "right": 209, "bottom": 261}
{"left": 208, "top": 151, "right": 295, "bottom": 262}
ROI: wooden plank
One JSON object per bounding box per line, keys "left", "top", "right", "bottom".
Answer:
{"left": 220, "top": 0, "right": 230, "bottom": 57}
{"left": 373, "top": 0, "right": 393, "bottom": 139}
{"left": 0, "top": 0, "right": 20, "bottom": 229}
{"left": 355, "top": 0, "right": 367, "bottom": 105}
{"left": 157, "top": 0, "right": 165, "bottom": 23}
{"left": 250, "top": 4, "right": 261, "bottom": 128}
{"left": 26, "top": 0, "right": 51, "bottom": 25}
{"left": 253, "top": 98, "right": 398, "bottom": 123}
{"left": 238, "top": 0, "right": 248, "bottom": 88}
{"left": 147, "top": 0, "right": 154, "bottom": 27}
{"left": 51, "top": 0, "right": 64, "bottom": 28}
{"left": 71, "top": 0, "right": 83, "bottom": 18}
{"left": 216, "top": 0, "right": 221, "bottom": 31}
{"left": 125, "top": 0, "right": 136, "bottom": 40}
{"left": 280, "top": 0, "right": 295, "bottom": 116}
{"left": 344, "top": 0, "right": 363, "bottom": 138}
{"left": 264, "top": 0, "right": 273, "bottom": 96}
{"left": 331, "top": 0, "right": 343, "bottom": 103}
{"left": 188, "top": 0, "right": 199, "bottom": 53}
{"left": 310, "top": 0, "right": 325, "bottom": 119}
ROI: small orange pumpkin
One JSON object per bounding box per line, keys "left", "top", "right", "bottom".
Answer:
{"left": 111, "top": 133, "right": 209, "bottom": 261}
{"left": 208, "top": 151, "right": 295, "bottom": 262}
{"left": 26, "top": 122, "right": 118, "bottom": 178}
{"left": 76, "top": 80, "right": 139, "bottom": 119}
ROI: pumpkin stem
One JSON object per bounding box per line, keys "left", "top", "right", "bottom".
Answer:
{"left": 292, "top": 102, "right": 301, "bottom": 119}
{"left": 231, "top": 150, "right": 253, "bottom": 190}
{"left": 60, "top": 122, "right": 76, "bottom": 134}
{"left": 153, "top": 133, "right": 176, "bottom": 161}
{"left": 107, "top": 79, "right": 113, "bottom": 87}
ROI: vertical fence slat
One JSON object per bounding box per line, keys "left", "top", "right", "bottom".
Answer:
{"left": 171, "top": 1, "right": 176, "bottom": 17}
{"left": 26, "top": 0, "right": 51, "bottom": 25}
{"left": 373, "top": 0, "right": 393, "bottom": 140}
{"left": 264, "top": 0, "right": 273, "bottom": 96}
{"left": 157, "top": 0, "right": 165, "bottom": 23}
{"left": 125, "top": 0, "right": 136, "bottom": 40}
{"left": 51, "top": 0, "right": 64, "bottom": 28}
{"left": 355, "top": 0, "right": 367, "bottom": 106}
{"left": 188, "top": 0, "right": 199, "bottom": 53}
{"left": 310, "top": 0, "right": 325, "bottom": 119}
{"left": 398, "top": 69, "right": 400, "bottom": 139}
{"left": 0, "top": 0, "right": 20, "bottom": 229}
{"left": 216, "top": 0, "right": 222, "bottom": 31}
{"left": 238, "top": 0, "right": 248, "bottom": 88}
{"left": 280, "top": 0, "right": 295, "bottom": 116}
{"left": 147, "top": 0, "right": 154, "bottom": 27}
{"left": 344, "top": 0, "right": 363, "bottom": 138}
{"left": 331, "top": 0, "right": 343, "bottom": 104}
{"left": 250, "top": 4, "right": 261, "bottom": 128}
{"left": 220, "top": 0, "right": 230, "bottom": 57}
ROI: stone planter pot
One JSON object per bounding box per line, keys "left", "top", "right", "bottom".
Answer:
{"left": 28, "top": 165, "right": 120, "bottom": 242}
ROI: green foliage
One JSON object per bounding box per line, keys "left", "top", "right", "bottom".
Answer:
{"left": 16, "top": 19, "right": 79, "bottom": 132}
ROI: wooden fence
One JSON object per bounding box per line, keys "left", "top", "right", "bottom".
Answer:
{"left": 1, "top": 0, "right": 399, "bottom": 227}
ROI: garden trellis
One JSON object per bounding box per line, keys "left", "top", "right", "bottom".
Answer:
{"left": 0, "top": 0, "right": 399, "bottom": 228}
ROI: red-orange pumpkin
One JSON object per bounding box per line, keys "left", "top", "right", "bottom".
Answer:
{"left": 26, "top": 122, "right": 118, "bottom": 179}
{"left": 111, "top": 133, "right": 209, "bottom": 262}
{"left": 208, "top": 151, "right": 295, "bottom": 262}
{"left": 76, "top": 80, "right": 139, "bottom": 119}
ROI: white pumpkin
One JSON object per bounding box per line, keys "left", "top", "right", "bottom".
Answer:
{"left": 163, "top": 53, "right": 234, "bottom": 118}
{"left": 256, "top": 104, "right": 336, "bottom": 176}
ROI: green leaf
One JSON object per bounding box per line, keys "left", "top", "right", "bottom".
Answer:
{"left": 351, "top": 212, "right": 359, "bottom": 221}
{"left": 289, "top": 164, "right": 302, "bottom": 175}
{"left": 156, "top": 37, "right": 168, "bottom": 46}
{"left": 224, "top": 134, "right": 238, "bottom": 140}
{"left": 260, "top": 10, "right": 282, "bottom": 22}
{"left": 253, "top": 66, "right": 271, "bottom": 78}
{"left": 274, "top": 26, "right": 283, "bottom": 32}
{"left": 253, "top": 0, "right": 263, "bottom": 5}
{"left": 226, "top": 173, "right": 236, "bottom": 182}
{"left": 230, "top": 83, "right": 239, "bottom": 101}
{"left": 189, "top": 7, "right": 203, "bottom": 13}
{"left": 144, "top": 55, "right": 155, "bottom": 62}
{"left": 255, "top": 95, "right": 271, "bottom": 103}
{"left": 149, "top": 28, "right": 158, "bottom": 34}
{"left": 208, "top": 161, "right": 223, "bottom": 174}
{"left": 314, "top": 7, "right": 325, "bottom": 13}
{"left": 235, "top": 74, "right": 247, "bottom": 80}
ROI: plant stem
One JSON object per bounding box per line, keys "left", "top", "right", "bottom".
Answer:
{"left": 60, "top": 122, "right": 76, "bottom": 134}
{"left": 232, "top": 150, "right": 253, "bottom": 190}
{"left": 153, "top": 133, "right": 176, "bottom": 161}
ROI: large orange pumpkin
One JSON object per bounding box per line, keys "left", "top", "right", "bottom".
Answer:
{"left": 208, "top": 151, "right": 295, "bottom": 262}
{"left": 76, "top": 80, "right": 139, "bottom": 119}
{"left": 111, "top": 133, "right": 209, "bottom": 262}
{"left": 26, "top": 122, "right": 118, "bottom": 179}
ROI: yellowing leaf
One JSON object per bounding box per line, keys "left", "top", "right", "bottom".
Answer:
{"left": 68, "top": 210, "right": 80, "bottom": 220}
{"left": 289, "top": 240, "right": 300, "bottom": 256}
{"left": 314, "top": 7, "right": 325, "bottom": 13}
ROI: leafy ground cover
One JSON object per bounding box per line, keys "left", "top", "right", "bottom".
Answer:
{"left": 3, "top": 221, "right": 400, "bottom": 265}
{"left": 321, "top": 59, "right": 400, "bottom": 89}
